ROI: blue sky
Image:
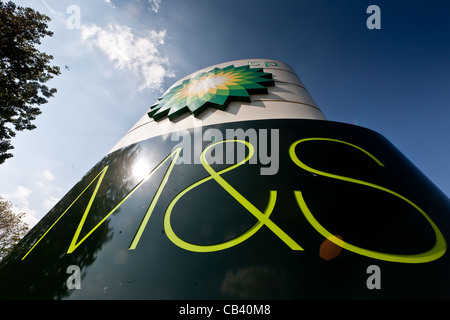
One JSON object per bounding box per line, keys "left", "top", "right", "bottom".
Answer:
{"left": 1, "top": 0, "right": 449, "bottom": 227}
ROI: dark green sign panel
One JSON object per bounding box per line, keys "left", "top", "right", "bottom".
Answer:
{"left": 0, "top": 119, "right": 449, "bottom": 299}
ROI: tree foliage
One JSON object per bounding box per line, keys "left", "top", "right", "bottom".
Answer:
{"left": 0, "top": 196, "right": 29, "bottom": 260}
{"left": 0, "top": 1, "right": 60, "bottom": 164}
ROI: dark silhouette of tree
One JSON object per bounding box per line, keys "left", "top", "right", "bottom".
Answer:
{"left": 0, "top": 1, "right": 61, "bottom": 164}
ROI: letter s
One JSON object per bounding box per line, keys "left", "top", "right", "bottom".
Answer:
{"left": 289, "top": 138, "right": 446, "bottom": 263}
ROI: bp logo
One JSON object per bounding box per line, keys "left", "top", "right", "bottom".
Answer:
{"left": 148, "top": 64, "right": 274, "bottom": 121}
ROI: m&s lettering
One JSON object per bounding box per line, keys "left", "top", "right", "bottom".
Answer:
{"left": 22, "top": 138, "right": 447, "bottom": 264}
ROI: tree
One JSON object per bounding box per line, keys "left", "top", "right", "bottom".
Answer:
{"left": 0, "top": 1, "right": 61, "bottom": 164}
{"left": 0, "top": 196, "right": 29, "bottom": 260}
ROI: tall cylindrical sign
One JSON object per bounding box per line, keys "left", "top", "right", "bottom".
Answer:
{"left": 0, "top": 59, "right": 449, "bottom": 299}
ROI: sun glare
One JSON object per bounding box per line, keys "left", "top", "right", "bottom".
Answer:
{"left": 132, "top": 159, "right": 151, "bottom": 180}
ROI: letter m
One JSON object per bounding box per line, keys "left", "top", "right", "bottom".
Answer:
{"left": 21, "top": 166, "right": 110, "bottom": 259}
{"left": 22, "top": 148, "right": 182, "bottom": 260}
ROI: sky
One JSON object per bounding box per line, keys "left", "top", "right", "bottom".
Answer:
{"left": 1, "top": 0, "right": 449, "bottom": 227}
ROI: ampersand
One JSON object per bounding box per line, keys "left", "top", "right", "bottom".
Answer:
{"left": 163, "top": 140, "right": 303, "bottom": 252}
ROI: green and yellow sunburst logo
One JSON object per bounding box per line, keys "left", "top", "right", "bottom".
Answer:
{"left": 148, "top": 64, "right": 274, "bottom": 121}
